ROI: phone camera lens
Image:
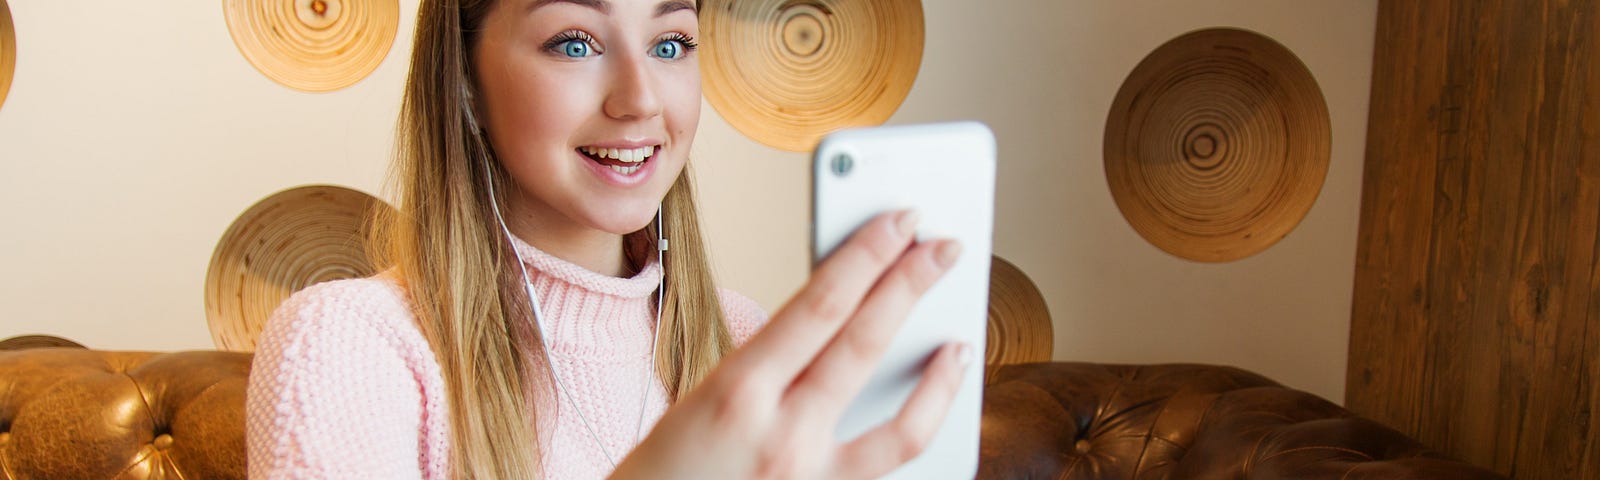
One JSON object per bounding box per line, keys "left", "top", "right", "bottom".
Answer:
{"left": 831, "top": 154, "right": 854, "bottom": 177}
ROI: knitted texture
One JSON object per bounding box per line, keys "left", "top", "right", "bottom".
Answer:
{"left": 246, "top": 236, "right": 769, "bottom": 479}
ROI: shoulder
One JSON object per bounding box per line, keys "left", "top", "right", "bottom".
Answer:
{"left": 716, "top": 288, "right": 769, "bottom": 347}
{"left": 252, "top": 273, "right": 429, "bottom": 370}
{"left": 247, "top": 275, "right": 444, "bottom": 478}
{"left": 251, "top": 273, "right": 438, "bottom": 393}
{"left": 270, "top": 275, "right": 414, "bottom": 331}
{"left": 250, "top": 275, "right": 433, "bottom": 386}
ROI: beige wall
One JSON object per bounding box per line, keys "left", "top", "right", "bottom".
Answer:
{"left": 0, "top": 1, "right": 1374, "bottom": 403}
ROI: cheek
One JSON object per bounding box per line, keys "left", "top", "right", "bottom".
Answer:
{"left": 666, "top": 73, "right": 702, "bottom": 142}
{"left": 482, "top": 70, "right": 601, "bottom": 182}
{"left": 673, "top": 100, "right": 701, "bottom": 141}
{"left": 497, "top": 74, "right": 589, "bottom": 142}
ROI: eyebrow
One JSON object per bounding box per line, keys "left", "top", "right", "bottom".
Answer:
{"left": 527, "top": 0, "right": 697, "bottom": 17}
{"left": 654, "top": 0, "right": 696, "bottom": 17}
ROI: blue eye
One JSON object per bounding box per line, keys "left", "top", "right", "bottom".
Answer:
{"left": 651, "top": 34, "right": 697, "bottom": 59}
{"left": 560, "top": 39, "right": 592, "bottom": 58}
{"left": 652, "top": 40, "right": 682, "bottom": 59}
{"left": 544, "top": 31, "right": 600, "bottom": 58}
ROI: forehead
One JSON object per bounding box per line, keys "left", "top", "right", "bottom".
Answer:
{"left": 521, "top": 0, "right": 697, "bottom": 17}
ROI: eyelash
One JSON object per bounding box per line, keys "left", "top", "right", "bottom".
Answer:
{"left": 659, "top": 32, "right": 699, "bottom": 53}
{"left": 540, "top": 30, "right": 699, "bottom": 57}
{"left": 543, "top": 30, "right": 599, "bottom": 54}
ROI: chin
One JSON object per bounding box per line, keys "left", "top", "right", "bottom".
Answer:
{"left": 587, "top": 207, "right": 659, "bottom": 236}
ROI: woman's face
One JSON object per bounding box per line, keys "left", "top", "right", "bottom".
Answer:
{"left": 474, "top": 0, "right": 701, "bottom": 236}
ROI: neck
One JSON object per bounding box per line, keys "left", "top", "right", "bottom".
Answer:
{"left": 504, "top": 201, "right": 630, "bottom": 278}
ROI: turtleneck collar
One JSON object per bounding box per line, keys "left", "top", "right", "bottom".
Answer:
{"left": 507, "top": 234, "right": 663, "bottom": 300}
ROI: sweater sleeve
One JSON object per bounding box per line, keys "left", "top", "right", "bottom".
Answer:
{"left": 717, "top": 288, "right": 770, "bottom": 347}
{"left": 246, "top": 279, "right": 429, "bottom": 479}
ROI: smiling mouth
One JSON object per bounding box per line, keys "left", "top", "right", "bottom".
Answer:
{"left": 578, "top": 145, "right": 657, "bottom": 175}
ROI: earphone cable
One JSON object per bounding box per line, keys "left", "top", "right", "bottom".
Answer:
{"left": 482, "top": 158, "right": 662, "bottom": 469}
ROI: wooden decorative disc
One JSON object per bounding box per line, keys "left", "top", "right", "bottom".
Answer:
{"left": 1104, "top": 28, "right": 1330, "bottom": 262}
{"left": 222, "top": 0, "right": 399, "bottom": 92}
{"left": 985, "top": 255, "right": 1053, "bottom": 384}
{"left": 0, "top": 335, "right": 87, "bottom": 351}
{"left": 700, "top": 0, "right": 924, "bottom": 152}
{"left": 205, "top": 185, "right": 393, "bottom": 351}
{"left": 1, "top": 0, "right": 15, "bottom": 110}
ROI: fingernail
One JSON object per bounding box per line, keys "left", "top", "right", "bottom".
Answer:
{"left": 956, "top": 343, "right": 974, "bottom": 367}
{"left": 934, "top": 240, "right": 962, "bottom": 269}
{"left": 895, "top": 210, "right": 920, "bottom": 238}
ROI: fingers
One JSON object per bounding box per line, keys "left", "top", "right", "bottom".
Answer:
{"left": 830, "top": 342, "right": 971, "bottom": 479}
{"left": 786, "top": 238, "right": 961, "bottom": 412}
{"left": 721, "top": 210, "right": 921, "bottom": 386}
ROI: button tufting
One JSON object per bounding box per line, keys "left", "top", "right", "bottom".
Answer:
{"left": 1074, "top": 439, "right": 1092, "bottom": 454}
{"left": 153, "top": 434, "right": 174, "bottom": 450}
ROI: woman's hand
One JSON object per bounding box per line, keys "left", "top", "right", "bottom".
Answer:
{"left": 611, "top": 210, "right": 970, "bottom": 480}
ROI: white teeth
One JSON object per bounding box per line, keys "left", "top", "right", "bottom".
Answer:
{"left": 581, "top": 145, "right": 655, "bottom": 163}
{"left": 608, "top": 164, "right": 643, "bottom": 175}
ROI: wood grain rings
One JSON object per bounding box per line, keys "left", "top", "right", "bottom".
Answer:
{"left": 1, "top": 0, "right": 14, "bottom": 110}
{"left": 700, "top": 0, "right": 924, "bottom": 152}
{"left": 222, "top": 0, "right": 399, "bottom": 92}
{"left": 1104, "top": 28, "right": 1330, "bottom": 262}
{"left": 986, "top": 255, "right": 1053, "bottom": 384}
{"left": 205, "top": 185, "right": 393, "bottom": 351}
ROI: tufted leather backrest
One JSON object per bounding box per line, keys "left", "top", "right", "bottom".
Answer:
{"left": 977, "top": 362, "right": 1507, "bottom": 479}
{"left": 0, "top": 347, "right": 250, "bottom": 480}
{"left": 0, "top": 348, "right": 1508, "bottom": 479}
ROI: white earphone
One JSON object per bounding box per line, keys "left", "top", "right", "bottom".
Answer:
{"left": 462, "top": 82, "right": 483, "bottom": 134}
{"left": 477, "top": 125, "right": 666, "bottom": 467}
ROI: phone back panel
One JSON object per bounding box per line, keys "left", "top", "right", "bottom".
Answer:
{"left": 812, "top": 121, "right": 995, "bottom": 479}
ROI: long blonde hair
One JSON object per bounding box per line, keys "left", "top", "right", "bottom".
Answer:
{"left": 368, "top": 1, "right": 734, "bottom": 478}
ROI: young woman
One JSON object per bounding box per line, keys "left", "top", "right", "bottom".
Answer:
{"left": 245, "top": 0, "right": 969, "bottom": 478}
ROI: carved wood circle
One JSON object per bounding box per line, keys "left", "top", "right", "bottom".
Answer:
{"left": 700, "top": 0, "right": 924, "bottom": 152}
{"left": 222, "top": 0, "right": 399, "bottom": 92}
{"left": 1104, "top": 28, "right": 1331, "bottom": 262}
{"left": 205, "top": 185, "right": 393, "bottom": 351}
{"left": 1, "top": 0, "right": 15, "bottom": 110}
{"left": 986, "top": 255, "right": 1053, "bottom": 383}
{"left": 0, "top": 335, "right": 87, "bottom": 351}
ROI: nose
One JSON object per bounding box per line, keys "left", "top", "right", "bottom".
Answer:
{"left": 603, "top": 55, "right": 663, "bottom": 121}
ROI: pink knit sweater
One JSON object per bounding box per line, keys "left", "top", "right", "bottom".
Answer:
{"left": 245, "top": 236, "right": 769, "bottom": 479}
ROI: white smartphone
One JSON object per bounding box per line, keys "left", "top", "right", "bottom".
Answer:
{"left": 812, "top": 121, "right": 995, "bottom": 479}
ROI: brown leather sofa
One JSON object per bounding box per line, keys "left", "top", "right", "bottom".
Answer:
{"left": 979, "top": 362, "right": 1505, "bottom": 479}
{"left": 0, "top": 337, "right": 1504, "bottom": 479}
{"left": 0, "top": 339, "right": 250, "bottom": 480}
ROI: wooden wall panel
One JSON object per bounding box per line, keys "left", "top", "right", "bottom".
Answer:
{"left": 1347, "top": 1, "right": 1600, "bottom": 478}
